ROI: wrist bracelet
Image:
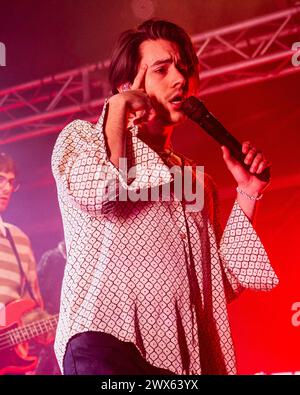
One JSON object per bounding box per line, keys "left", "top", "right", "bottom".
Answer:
{"left": 236, "top": 186, "right": 263, "bottom": 201}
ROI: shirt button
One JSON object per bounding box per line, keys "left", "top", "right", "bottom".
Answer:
{"left": 180, "top": 233, "right": 186, "bottom": 240}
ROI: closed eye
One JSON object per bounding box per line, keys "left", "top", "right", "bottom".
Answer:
{"left": 176, "top": 64, "right": 188, "bottom": 77}
{"left": 154, "top": 67, "right": 167, "bottom": 74}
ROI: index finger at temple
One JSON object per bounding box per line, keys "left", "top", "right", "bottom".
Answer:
{"left": 131, "top": 64, "right": 148, "bottom": 90}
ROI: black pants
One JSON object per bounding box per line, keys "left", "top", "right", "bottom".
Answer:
{"left": 63, "top": 331, "right": 175, "bottom": 375}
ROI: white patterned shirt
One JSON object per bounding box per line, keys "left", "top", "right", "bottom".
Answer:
{"left": 52, "top": 101, "right": 278, "bottom": 374}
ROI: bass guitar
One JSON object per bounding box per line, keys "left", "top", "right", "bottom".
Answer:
{"left": 0, "top": 298, "right": 58, "bottom": 375}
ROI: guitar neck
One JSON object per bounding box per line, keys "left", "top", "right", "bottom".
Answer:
{"left": 9, "top": 315, "right": 58, "bottom": 346}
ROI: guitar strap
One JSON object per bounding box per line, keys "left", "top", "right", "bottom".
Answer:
{"left": 5, "top": 226, "right": 38, "bottom": 304}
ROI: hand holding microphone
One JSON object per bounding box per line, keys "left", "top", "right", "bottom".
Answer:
{"left": 181, "top": 96, "right": 271, "bottom": 183}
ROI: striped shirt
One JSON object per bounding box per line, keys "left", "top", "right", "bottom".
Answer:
{"left": 0, "top": 220, "right": 42, "bottom": 306}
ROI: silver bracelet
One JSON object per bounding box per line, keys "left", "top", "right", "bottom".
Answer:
{"left": 236, "top": 186, "right": 263, "bottom": 201}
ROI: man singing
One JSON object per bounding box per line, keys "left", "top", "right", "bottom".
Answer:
{"left": 52, "top": 19, "right": 278, "bottom": 375}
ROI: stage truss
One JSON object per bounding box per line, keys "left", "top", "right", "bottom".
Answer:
{"left": 0, "top": 6, "right": 300, "bottom": 145}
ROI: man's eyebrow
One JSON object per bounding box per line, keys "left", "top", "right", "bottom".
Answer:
{"left": 150, "top": 58, "right": 187, "bottom": 69}
{"left": 150, "top": 58, "right": 173, "bottom": 68}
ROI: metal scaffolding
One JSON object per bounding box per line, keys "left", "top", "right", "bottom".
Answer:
{"left": 1, "top": 6, "right": 300, "bottom": 145}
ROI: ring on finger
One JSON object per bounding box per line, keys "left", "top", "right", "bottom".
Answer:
{"left": 121, "top": 82, "right": 131, "bottom": 92}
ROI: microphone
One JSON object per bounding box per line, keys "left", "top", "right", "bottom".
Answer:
{"left": 181, "top": 96, "right": 270, "bottom": 182}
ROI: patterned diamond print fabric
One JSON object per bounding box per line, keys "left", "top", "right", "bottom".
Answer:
{"left": 52, "top": 101, "right": 279, "bottom": 374}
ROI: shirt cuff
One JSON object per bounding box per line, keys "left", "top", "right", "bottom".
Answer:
{"left": 219, "top": 200, "right": 279, "bottom": 291}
